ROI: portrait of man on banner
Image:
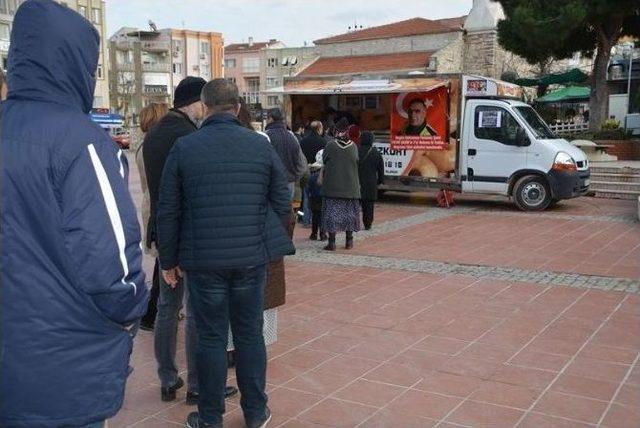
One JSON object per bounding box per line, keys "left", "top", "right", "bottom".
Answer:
{"left": 391, "top": 87, "right": 448, "bottom": 151}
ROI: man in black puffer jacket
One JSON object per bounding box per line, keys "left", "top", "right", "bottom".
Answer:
{"left": 157, "top": 79, "right": 294, "bottom": 428}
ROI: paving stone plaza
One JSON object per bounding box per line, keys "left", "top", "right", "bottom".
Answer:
{"left": 108, "top": 154, "right": 640, "bottom": 428}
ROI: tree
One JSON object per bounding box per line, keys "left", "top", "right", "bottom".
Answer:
{"left": 493, "top": 0, "right": 640, "bottom": 131}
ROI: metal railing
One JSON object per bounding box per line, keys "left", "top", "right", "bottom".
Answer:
{"left": 142, "top": 62, "right": 171, "bottom": 72}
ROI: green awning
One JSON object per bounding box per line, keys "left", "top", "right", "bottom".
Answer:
{"left": 535, "top": 86, "right": 591, "bottom": 103}
{"left": 516, "top": 68, "right": 589, "bottom": 87}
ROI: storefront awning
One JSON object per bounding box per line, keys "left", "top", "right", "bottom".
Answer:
{"left": 266, "top": 76, "right": 449, "bottom": 95}
{"left": 535, "top": 86, "right": 590, "bottom": 103}
{"left": 517, "top": 68, "right": 589, "bottom": 87}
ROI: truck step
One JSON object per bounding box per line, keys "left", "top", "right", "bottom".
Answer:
{"left": 590, "top": 173, "right": 640, "bottom": 183}
{"left": 592, "top": 189, "right": 640, "bottom": 200}
{"left": 589, "top": 181, "right": 640, "bottom": 192}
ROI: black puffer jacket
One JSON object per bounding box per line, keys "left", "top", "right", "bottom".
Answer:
{"left": 143, "top": 109, "right": 196, "bottom": 248}
{"left": 156, "top": 113, "right": 295, "bottom": 271}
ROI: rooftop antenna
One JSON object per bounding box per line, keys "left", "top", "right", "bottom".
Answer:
{"left": 148, "top": 20, "right": 157, "bottom": 32}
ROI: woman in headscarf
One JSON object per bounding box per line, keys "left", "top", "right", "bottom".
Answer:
{"left": 358, "top": 131, "right": 385, "bottom": 230}
{"left": 321, "top": 118, "right": 361, "bottom": 250}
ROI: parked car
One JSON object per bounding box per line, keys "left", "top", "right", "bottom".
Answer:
{"left": 112, "top": 130, "right": 131, "bottom": 150}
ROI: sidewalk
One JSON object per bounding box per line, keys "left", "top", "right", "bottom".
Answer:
{"left": 115, "top": 154, "right": 639, "bottom": 427}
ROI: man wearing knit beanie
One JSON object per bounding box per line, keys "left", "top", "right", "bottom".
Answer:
{"left": 143, "top": 76, "right": 239, "bottom": 405}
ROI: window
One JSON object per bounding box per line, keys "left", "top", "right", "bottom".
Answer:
{"left": 78, "top": 5, "right": 86, "bottom": 18}
{"left": 173, "top": 40, "right": 183, "bottom": 53}
{"left": 0, "top": 23, "right": 9, "bottom": 40}
{"left": 224, "top": 58, "right": 236, "bottom": 69}
{"left": 243, "top": 77, "right": 260, "bottom": 103}
{"left": 267, "top": 96, "right": 279, "bottom": 106}
{"left": 266, "top": 77, "right": 279, "bottom": 88}
{"left": 92, "top": 8, "right": 100, "bottom": 23}
{"left": 201, "top": 64, "right": 210, "bottom": 78}
{"left": 200, "top": 41, "right": 209, "bottom": 54}
{"left": 267, "top": 57, "right": 278, "bottom": 68}
{"left": 173, "top": 63, "right": 183, "bottom": 74}
{"left": 364, "top": 96, "right": 379, "bottom": 109}
{"left": 474, "top": 106, "right": 524, "bottom": 146}
{"left": 242, "top": 57, "right": 260, "bottom": 73}
{"left": 96, "top": 64, "right": 103, "bottom": 79}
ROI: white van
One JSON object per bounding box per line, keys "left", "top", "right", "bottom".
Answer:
{"left": 276, "top": 74, "right": 590, "bottom": 211}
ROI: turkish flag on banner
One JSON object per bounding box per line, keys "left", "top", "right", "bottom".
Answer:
{"left": 390, "top": 86, "right": 448, "bottom": 151}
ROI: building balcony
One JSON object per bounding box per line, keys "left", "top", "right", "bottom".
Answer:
{"left": 142, "top": 62, "right": 171, "bottom": 72}
{"left": 141, "top": 41, "right": 171, "bottom": 52}
{"left": 116, "top": 62, "right": 135, "bottom": 72}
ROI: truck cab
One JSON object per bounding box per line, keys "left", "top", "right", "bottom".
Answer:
{"left": 461, "top": 99, "right": 590, "bottom": 210}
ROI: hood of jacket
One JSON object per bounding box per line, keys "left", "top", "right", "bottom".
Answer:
{"left": 8, "top": 0, "right": 99, "bottom": 113}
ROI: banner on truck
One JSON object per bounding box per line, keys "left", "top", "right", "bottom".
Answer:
{"left": 390, "top": 86, "right": 448, "bottom": 151}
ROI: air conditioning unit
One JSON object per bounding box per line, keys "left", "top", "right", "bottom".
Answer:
{"left": 200, "top": 53, "right": 206, "bottom": 59}
{"left": 282, "top": 57, "right": 289, "bottom": 66}
{"left": 290, "top": 56, "right": 298, "bottom": 66}
{"left": 173, "top": 51, "right": 179, "bottom": 58}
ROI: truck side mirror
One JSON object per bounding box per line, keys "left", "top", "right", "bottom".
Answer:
{"left": 516, "top": 128, "right": 530, "bottom": 147}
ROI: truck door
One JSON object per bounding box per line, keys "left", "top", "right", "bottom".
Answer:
{"left": 462, "top": 101, "right": 529, "bottom": 194}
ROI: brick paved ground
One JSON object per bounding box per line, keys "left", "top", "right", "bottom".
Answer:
{"left": 114, "top": 154, "right": 639, "bottom": 427}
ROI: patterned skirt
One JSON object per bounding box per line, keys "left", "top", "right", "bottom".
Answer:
{"left": 227, "top": 308, "right": 278, "bottom": 351}
{"left": 322, "top": 198, "right": 361, "bottom": 233}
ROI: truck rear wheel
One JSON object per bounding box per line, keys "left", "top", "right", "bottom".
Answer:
{"left": 513, "top": 175, "right": 551, "bottom": 211}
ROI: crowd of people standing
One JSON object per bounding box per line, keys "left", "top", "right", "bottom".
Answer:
{"left": 0, "top": 2, "right": 385, "bottom": 428}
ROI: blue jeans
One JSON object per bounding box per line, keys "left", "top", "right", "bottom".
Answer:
{"left": 154, "top": 263, "right": 198, "bottom": 392}
{"left": 188, "top": 266, "right": 268, "bottom": 425}
{"left": 301, "top": 185, "right": 311, "bottom": 226}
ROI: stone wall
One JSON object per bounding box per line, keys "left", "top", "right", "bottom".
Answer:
{"left": 433, "top": 34, "right": 464, "bottom": 74}
{"left": 317, "top": 32, "right": 461, "bottom": 58}
{"left": 603, "top": 140, "right": 640, "bottom": 161}
{"left": 463, "top": 31, "right": 499, "bottom": 78}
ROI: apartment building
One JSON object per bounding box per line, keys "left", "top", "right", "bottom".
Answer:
{"left": 262, "top": 45, "right": 319, "bottom": 108}
{"left": 109, "top": 25, "right": 223, "bottom": 122}
{"left": 224, "top": 38, "right": 284, "bottom": 108}
{"left": 0, "top": 0, "right": 110, "bottom": 108}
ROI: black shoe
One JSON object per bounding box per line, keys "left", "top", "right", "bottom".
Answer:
{"left": 186, "top": 386, "right": 238, "bottom": 405}
{"left": 225, "top": 385, "right": 239, "bottom": 398}
{"left": 161, "top": 377, "right": 184, "bottom": 402}
{"left": 320, "top": 233, "right": 327, "bottom": 241}
{"left": 364, "top": 225, "right": 372, "bottom": 231}
{"left": 186, "top": 391, "right": 198, "bottom": 406}
{"left": 186, "top": 411, "right": 222, "bottom": 428}
{"left": 309, "top": 233, "right": 318, "bottom": 241}
{"left": 247, "top": 407, "right": 272, "bottom": 428}
{"left": 139, "top": 321, "right": 154, "bottom": 332}
{"left": 345, "top": 239, "right": 354, "bottom": 250}
{"left": 323, "top": 242, "right": 336, "bottom": 251}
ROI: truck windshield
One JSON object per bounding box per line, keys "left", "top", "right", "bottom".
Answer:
{"left": 514, "top": 106, "right": 556, "bottom": 139}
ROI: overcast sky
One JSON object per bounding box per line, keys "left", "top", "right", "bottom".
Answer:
{"left": 106, "top": 0, "right": 473, "bottom": 47}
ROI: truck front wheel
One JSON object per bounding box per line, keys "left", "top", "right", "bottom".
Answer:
{"left": 513, "top": 175, "right": 552, "bottom": 211}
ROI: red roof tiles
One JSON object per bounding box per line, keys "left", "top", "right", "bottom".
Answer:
{"left": 299, "top": 51, "right": 434, "bottom": 76}
{"left": 313, "top": 17, "right": 466, "bottom": 45}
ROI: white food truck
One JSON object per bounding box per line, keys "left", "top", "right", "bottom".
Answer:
{"left": 276, "top": 74, "right": 590, "bottom": 211}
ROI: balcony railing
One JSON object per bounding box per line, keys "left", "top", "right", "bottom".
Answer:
{"left": 142, "top": 62, "right": 171, "bottom": 72}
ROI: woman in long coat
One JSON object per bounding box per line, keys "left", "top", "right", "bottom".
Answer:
{"left": 358, "top": 131, "right": 385, "bottom": 230}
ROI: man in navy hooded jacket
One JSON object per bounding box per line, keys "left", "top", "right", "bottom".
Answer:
{"left": 0, "top": 1, "right": 148, "bottom": 427}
